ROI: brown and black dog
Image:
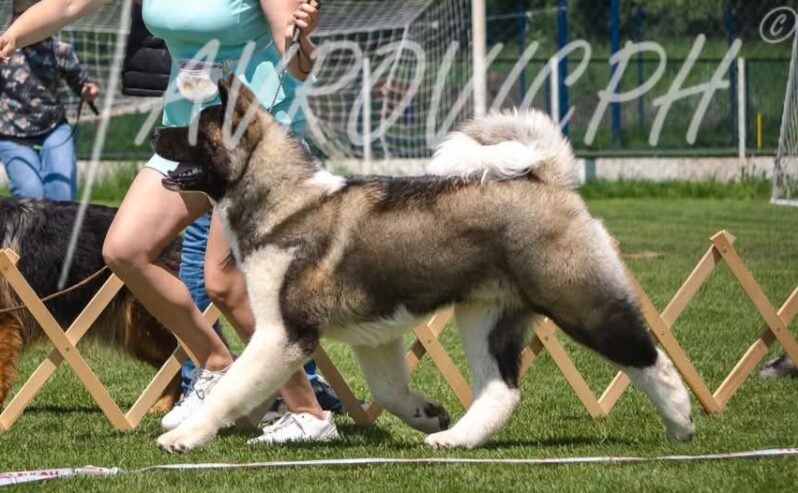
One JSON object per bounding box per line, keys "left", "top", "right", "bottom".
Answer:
{"left": 0, "top": 198, "right": 181, "bottom": 411}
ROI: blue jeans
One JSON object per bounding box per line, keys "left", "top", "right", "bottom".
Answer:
{"left": 0, "top": 123, "right": 77, "bottom": 201}
{"left": 179, "top": 213, "right": 317, "bottom": 393}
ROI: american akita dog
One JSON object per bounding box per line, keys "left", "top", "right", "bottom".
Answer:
{"left": 151, "top": 77, "right": 695, "bottom": 453}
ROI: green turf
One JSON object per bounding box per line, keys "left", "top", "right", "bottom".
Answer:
{"left": 1, "top": 197, "right": 797, "bottom": 492}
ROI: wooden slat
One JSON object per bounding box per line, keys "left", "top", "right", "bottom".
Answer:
{"left": 124, "top": 296, "right": 218, "bottom": 425}
{"left": 0, "top": 253, "right": 130, "bottom": 429}
{"left": 661, "top": 246, "right": 724, "bottom": 327}
{"left": 712, "top": 231, "right": 798, "bottom": 365}
{"left": 313, "top": 345, "right": 371, "bottom": 425}
{"left": 625, "top": 266, "right": 721, "bottom": 414}
{"left": 518, "top": 334, "right": 545, "bottom": 377}
{"left": 598, "top": 242, "right": 726, "bottom": 413}
{"left": 598, "top": 371, "right": 630, "bottom": 414}
{"left": 534, "top": 320, "right": 604, "bottom": 418}
{"left": 714, "top": 286, "right": 798, "bottom": 408}
{"left": 414, "top": 321, "right": 472, "bottom": 406}
{"left": 0, "top": 274, "right": 123, "bottom": 429}
{"left": 126, "top": 347, "right": 186, "bottom": 426}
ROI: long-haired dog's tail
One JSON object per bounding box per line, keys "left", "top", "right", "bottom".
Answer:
{"left": 427, "top": 109, "right": 578, "bottom": 189}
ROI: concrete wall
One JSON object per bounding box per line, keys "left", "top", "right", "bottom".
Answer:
{"left": 0, "top": 156, "right": 775, "bottom": 187}
{"left": 326, "top": 156, "right": 775, "bottom": 183}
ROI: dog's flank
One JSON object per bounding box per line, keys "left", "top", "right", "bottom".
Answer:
{"left": 153, "top": 76, "right": 694, "bottom": 452}
{"left": 0, "top": 198, "right": 182, "bottom": 411}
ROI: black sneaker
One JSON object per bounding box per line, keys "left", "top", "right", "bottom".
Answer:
{"left": 311, "top": 376, "right": 343, "bottom": 414}
{"left": 760, "top": 353, "right": 798, "bottom": 378}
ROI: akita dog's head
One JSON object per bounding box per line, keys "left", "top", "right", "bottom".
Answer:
{"left": 152, "top": 75, "right": 308, "bottom": 201}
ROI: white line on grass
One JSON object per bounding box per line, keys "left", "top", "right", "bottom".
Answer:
{"left": 2, "top": 448, "right": 797, "bottom": 487}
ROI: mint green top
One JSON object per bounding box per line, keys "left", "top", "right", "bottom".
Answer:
{"left": 142, "top": 0, "right": 306, "bottom": 172}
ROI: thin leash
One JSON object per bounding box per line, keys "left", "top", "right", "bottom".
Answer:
{"left": 0, "top": 265, "right": 109, "bottom": 315}
{"left": 26, "top": 99, "right": 99, "bottom": 152}
{"left": 267, "top": 1, "right": 314, "bottom": 112}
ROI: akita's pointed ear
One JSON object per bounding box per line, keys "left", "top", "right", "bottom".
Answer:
{"left": 218, "top": 75, "right": 232, "bottom": 107}
{"left": 218, "top": 74, "right": 257, "bottom": 118}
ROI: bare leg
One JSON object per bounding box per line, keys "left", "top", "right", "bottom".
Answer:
{"left": 158, "top": 325, "right": 308, "bottom": 452}
{"left": 204, "top": 212, "right": 323, "bottom": 418}
{"left": 157, "top": 246, "right": 309, "bottom": 452}
{"left": 352, "top": 338, "right": 449, "bottom": 433}
{"left": 102, "top": 169, "right": 232, "bottom": 370}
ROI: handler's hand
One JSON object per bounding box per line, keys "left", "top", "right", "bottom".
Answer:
{"left": 285, "top": 0, "right": 319, "bottom": 42}
{"left": 81, "top": 82, "right": 100, "bottom": 102}
{"left": 0, "top": 33, "right": 17, "bottom": 62}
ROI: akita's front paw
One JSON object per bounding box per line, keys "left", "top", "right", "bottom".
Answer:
{"left": 424, "top": 429, "right": 480, "bottom": 449}
{"left": 156, "top": 423, "right": 216, "bottom": 453}
{"left": 407, "top": 401, "right": 450, "bottom": 434}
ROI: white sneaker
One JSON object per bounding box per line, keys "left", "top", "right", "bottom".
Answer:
{"left": 247, "top": 411, "right": 340, "bottom": 445}
{"left": 161, "top": 366, "right": 228, "bottom": 430}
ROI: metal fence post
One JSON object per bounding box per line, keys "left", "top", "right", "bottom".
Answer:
{"left": 518, "top": 7, "right": 528, "bottom": 103}
{"left": 557, "top": 0, "right": 569, "bottom": 136}
{"left": 738, "top": 57, "right": 746, "bottom": 160}
{"left": 725, "top": 3, "right": 738, "bottom": 147}
{"left": 362, "top": 57, "right": 372, "bottom": 164}
{"left": 610, "top": 0, "right": 621, "bottom": 142}
{"left": 472, "top": 0, "right": 487, "bottom": 118}
{"left": 636, "top": 4, "right": 645, "bottom": 129}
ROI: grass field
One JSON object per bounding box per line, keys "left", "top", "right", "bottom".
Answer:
{"left": 0, "top": 194, "right": 797, "bottom": 491}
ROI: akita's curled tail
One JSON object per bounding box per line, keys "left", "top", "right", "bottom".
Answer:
{"left": 427, "top": 109, "right": 577, "bottom": 189}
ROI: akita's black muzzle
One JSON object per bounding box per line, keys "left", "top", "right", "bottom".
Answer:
{"left": 151, "top": 127, "right": 210, "bottom": 193}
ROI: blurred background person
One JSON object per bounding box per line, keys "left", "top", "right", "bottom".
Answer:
{"left": 0, "top": 0, "right": 99, "bottom": 201}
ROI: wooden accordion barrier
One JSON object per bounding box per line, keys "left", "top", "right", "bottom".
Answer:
{"left": 0, "top": 229, "right": 796, "bottom": 430}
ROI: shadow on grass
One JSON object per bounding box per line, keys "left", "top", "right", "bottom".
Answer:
{"left": 483, "top": 436, "right": 639, "bottom": 449}
{"left": 217, "top": 421, "right": 393, "bottom": 441}
{"left": 24, "top": 404, "right": 103, "bottom": 415}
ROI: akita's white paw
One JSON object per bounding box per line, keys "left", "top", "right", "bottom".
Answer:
{"left": 665, "top": 413, "right": 695, "bottom": 442}
{"left": 424, "top": 429, "right": 479, "bottom": 449}
{"left": 407, "top": 401, "right": 450, "bottom": 434}
{"left": 156, "top": 423, "right": 216, "bottom": 454}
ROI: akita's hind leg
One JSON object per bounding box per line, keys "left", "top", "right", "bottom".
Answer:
{"left": 425, "top": 304, "right": 527, "bottom": 449}
{"left": 353, "top": 338, "right": 449, "bottom": 433}
{"left": 620, "top": 348, "right": 694, "bottom": 441}
{"left": 545, "top": 292, "right": 694, "bottom": 442}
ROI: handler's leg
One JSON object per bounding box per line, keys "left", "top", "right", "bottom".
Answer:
{"left": 102, "top": 168, "right": 232, "bottom": 371}
{"left": 158, "top": 245, "right": 312, "bottom": 452}
{"left": 158, "top": 324, "right": 310, "bottom": 452}
{"left": 204, "top": 212, "right": 324, "bottom": 419}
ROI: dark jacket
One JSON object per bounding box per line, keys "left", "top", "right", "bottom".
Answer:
{"left": 122, "top": 3, "right": 171, "bottom": 97}
{"left": 0, "top": 38, "right": 88, "bottom": 138}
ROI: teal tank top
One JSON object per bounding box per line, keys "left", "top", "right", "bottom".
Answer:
{"left": 142, "top": 0, "right": 305, "bottom": 134}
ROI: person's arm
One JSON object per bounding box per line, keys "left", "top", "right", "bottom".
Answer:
{"left": 55, "top": 41, "right": 100, "bottom": 102}
{"left": 0, "top": 0, "right": 108, "bottom": 60}
{"left": 260, "top": 0, "right": 319, "bottom": 81}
